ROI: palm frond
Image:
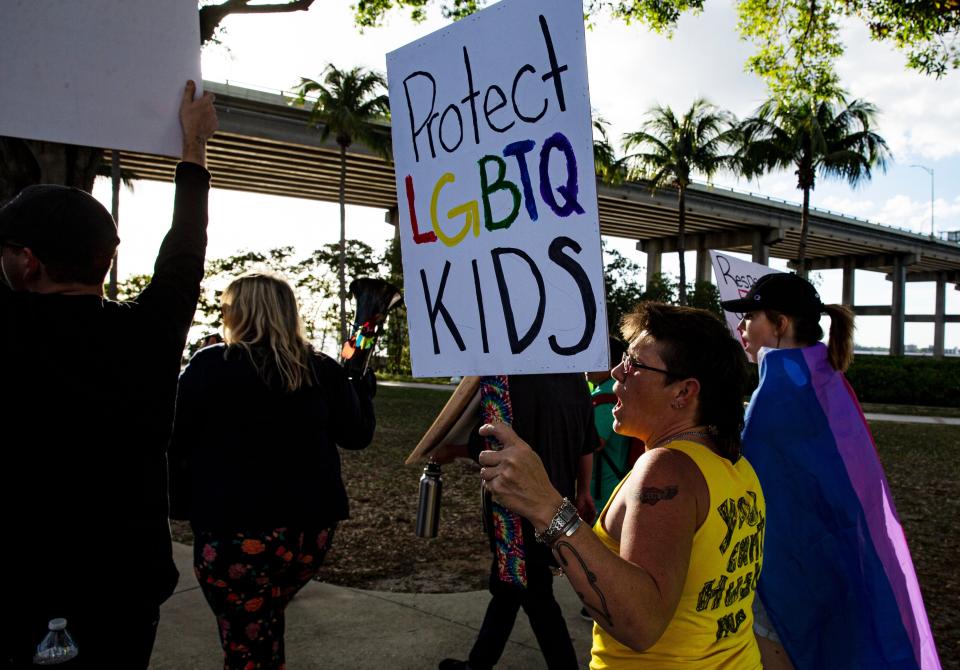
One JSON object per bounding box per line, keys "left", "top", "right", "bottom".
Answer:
{"left": 294, "top": 63, "right": 391, "bottom": 159}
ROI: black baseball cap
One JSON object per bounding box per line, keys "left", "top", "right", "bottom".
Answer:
{"left": 720, "top": 272, "right": 824, "bottom": 317}
{"left": 0, "top": 185, "right": 120, "bottom": 266}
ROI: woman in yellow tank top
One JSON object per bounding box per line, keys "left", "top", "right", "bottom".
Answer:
{"left": 479, "top": 302, "right": 765, "bottom": 669}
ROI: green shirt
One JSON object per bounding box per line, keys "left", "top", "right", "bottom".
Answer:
{"left": 590, "top": 377, "right": 632, "bottom": 511}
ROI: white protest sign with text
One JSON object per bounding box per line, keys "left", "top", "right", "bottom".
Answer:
{"left": 0, "top": 1, "right": 201, "bottom": 158}
{"left": 387, "top": 0, "right": 608, "bottom": 377}
{"left": 710, "top": 251, "right": 779, "bottom": 357}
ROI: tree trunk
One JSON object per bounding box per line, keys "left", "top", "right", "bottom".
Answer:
{"left": 0, "top": 138, "right": 101, "bottom": 204}
{"left": 0, "top": 138, "right": 40, "bottom": 203}
{"left": 798, "top": 187, "right": 810, "bottom": 279}
{"left": 677, "top": 187, "right": 687, "bottom": 306}
{"left": 338, "top": 143, "right": 348, "bottom": 344}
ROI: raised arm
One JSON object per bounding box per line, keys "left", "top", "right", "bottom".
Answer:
{"left": 478, "top": 422, "right": 701, "bottom": 651}
{"left": 136, "top": 81, "right": 218, "bottom": 333}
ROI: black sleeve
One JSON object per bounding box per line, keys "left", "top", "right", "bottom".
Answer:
{"left": 467, "top": 419, "right": 486, "bottom": 462}
{"left": 167, "top": 353, "right": 205, "bottom": 521}
{"left": 135, "top": 162, "right": 210, "bottom": 341}
{"left": 0, "top": 274, "right": 12, "bottom": 317}
{"left": 582, "top": 399, "right": 601, "bottom": 456}
{"left": 317, "top": 354, "right": 376, "bottom": 451}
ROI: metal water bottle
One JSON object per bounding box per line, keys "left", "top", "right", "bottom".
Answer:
{"left": 415, "top": 460, "right": 442, "bottom": 538}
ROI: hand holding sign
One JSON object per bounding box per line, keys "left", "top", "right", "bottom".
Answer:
{"left": 478, "top": 421, "right": 562, "bottom": 531}
{"left": 179, "top": 81, "right": 218, "bottom": 167}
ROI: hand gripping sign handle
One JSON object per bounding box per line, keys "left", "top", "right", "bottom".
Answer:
{"left": 480, "top": 375, "right": 527, "bottom": 588}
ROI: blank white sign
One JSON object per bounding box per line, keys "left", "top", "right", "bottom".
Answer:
{"left": 0, "top": 0, "right": 201, "bottom": 157}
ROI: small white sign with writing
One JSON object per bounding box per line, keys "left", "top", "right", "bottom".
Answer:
{"left": 710, "top": 251, "right": 779, "bottom": 358}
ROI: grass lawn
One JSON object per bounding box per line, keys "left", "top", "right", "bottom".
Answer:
{"left": 871, "top": 421, "right": 960, "bottom": 667}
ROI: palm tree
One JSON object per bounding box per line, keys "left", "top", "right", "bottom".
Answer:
{"left": 622, "top": 99, "right": 738, "bottom": 304}
{"left": 295, "top": 64, "right": 391, "bottom": 342}
{"left": 739, "top": 96, "right": 890, "bottom": 277}
{"left": 592, "top": 115, "right": 624, "bottom": 184}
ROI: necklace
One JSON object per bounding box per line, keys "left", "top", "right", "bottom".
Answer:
{"left": 649, "top": 429, "right": 713, "bottom": 451}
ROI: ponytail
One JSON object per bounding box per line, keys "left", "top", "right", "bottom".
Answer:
{"left": 768, "top": 303, "right": 856, "bottom": 372}
{"left": 824, "top": 304, "right": 855, "bottom": 372}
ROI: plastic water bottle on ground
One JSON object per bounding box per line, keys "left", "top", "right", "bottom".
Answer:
{"left": 33, "top": 618, "right": 78, "bottom": 665}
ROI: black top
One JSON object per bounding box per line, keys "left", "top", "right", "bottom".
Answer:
{"left": 468, "top": 373, "right": 598, "bottom": 565}
{"left": 469, "top": 373, "right": 598, "bottom": 499}
{"left": 168, "top": 345, "right": 375, "bottom": 532}
{"left": 1, "top": 164, "right": 210, "bottom": 651}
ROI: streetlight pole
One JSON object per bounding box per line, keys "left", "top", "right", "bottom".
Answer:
{"left": 910, "top": 164, "right": 935, "bottom": 239}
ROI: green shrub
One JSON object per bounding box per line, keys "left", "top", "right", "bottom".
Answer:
{"left": 844, "top": 355, "right": 960, "bottom": 407}
{"left": 741, "top": 354, "right": 959, "bottom": 408}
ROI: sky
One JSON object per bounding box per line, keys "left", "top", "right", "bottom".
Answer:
{"left": 92, "top": 0, "right": 960, "bottom": 351}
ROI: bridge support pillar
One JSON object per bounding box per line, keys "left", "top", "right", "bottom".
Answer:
{"left": 934, "top": 273, "right": 946, "bottom": 358}
{"left": 890, "top": 256, "right": 906, "bottom": 356}
{"left": 751, "top": 230, "right": 770, "bottom": 265}
{"left": 842, "top": 257, "right": 856, "bottom": 307}
{"left": 643, "top": 239, "right": 662, "bottom": 286}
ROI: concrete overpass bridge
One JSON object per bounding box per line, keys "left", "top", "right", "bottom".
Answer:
{"left": 104, "top": 81, "right": 960, "bottom": 356}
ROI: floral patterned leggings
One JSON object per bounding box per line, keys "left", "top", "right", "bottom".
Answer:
{"left": 193, "top": 526, "right": 336, "bottom": 670}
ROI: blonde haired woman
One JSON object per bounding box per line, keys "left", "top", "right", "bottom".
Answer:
{"left": 169, "top": 273, "right": 375, "bottom": 670}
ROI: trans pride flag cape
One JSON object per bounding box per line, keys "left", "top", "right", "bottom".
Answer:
{"left": 742, "top": 343, "right": 940, "bottom": 670}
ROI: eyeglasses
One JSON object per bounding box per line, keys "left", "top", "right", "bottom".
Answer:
{"left": 621, "top": 351, "right": 683, "bottom": 378}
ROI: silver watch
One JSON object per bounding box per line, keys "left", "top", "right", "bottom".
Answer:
{"left": 535, "top": 497, "right": 580, "bottom": 545}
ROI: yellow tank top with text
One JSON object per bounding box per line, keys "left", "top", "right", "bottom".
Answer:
{"left": 590, "top": 440, "right": 765, "bottom": 670}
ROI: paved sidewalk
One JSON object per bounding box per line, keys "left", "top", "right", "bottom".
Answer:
{"left": 150, "top": 542, "right": 596, "bottom": 669}
{"left": 861, "top": 412, "right": 960, "bottom": 425}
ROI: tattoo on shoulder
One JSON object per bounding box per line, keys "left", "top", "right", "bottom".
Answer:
{"left": 637, "top": 485, "right": 679, "bottom": 506}
{"left": 555, "top": 540, "right": 613, "bottom": 628}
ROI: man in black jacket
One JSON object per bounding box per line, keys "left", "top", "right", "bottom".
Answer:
{"left": 0, "top": 80, "right": 217, "bottom": 669}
